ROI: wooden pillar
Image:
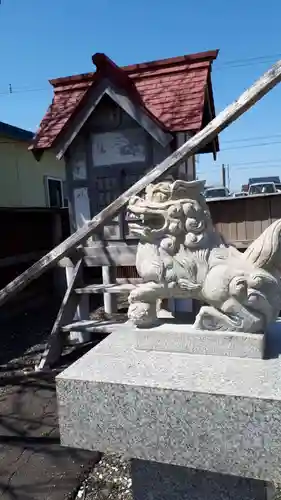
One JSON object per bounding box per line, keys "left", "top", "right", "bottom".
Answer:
{"left": 69, "top": 182, "right": 91, "bottom": 343}
{"left": 52, "top": 211, "right": 67, "bottom": 298}
{"left": 66, "top": 264, "right": 91, "bottom": 344}
{"left": 102, "top": 266, "right": 117, "bottom": 315}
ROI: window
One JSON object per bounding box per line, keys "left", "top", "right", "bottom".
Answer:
{"left": 248, "top": 183, "right": 275, "bottom": 195}
{"left": 45, "top": 177, "right": 66, "bottom": 208}
{"left": 204, "top": 187, "right": 229, "bottom": 199}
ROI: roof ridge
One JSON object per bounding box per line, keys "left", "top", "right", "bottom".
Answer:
{"left": 129, "top": 61, "right": 211, "bottom": 81}
{"left": 50, "top": 72, "right": 95, "bottom": 87}
{"left": 92, "top": 53, "right": 138, "bottom": 95}
{"left": 122, "top": 50, "right": 219, "bottom": 73}
{"left": 50, "top": 50, "right": 218, "bottom": 87}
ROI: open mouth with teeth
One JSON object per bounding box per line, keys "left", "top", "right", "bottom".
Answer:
{"left": 129, "top": 212, "right": 166, "bottom": 236}
{"left": 127, "top": 197, "right": 167, "bottom": 236}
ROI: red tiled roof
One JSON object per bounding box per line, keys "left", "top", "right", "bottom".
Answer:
{"left": 31, "top": 50, "right": 218, "bottom": 151}
{"left": 130, "top": 62, "right": 210, "bottom": 132}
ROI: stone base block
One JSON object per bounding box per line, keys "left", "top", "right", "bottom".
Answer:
{"left": 134, "top": 322, "right": 265, "bottom": 359}
{"left": 131, "top": 460, "right": 268, "bottom": 500}
{"left": 56, "top": 323, "right": 281, "bottom": 483}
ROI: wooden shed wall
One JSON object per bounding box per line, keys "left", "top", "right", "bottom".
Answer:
{"left": 208, "top": 193, "right": 281, "bottom": 248}
{"left": 65, "top": 95, "right": 172, "bottom": 240}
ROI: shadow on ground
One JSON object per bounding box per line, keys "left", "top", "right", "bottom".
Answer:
{"left": 0, "top": 298, "right": 101, "bottom": 500}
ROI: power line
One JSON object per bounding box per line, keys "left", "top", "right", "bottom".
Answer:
{"left": 0, "top": 87, "right": 48, "bottom": 96}
{"left": 197, "top": 158, "right": 281, "bottom": 172}
{"left": 229, "top": 158, "right": 281, "bottom": 167}
{"left": 215, "top": 53, "right": 281, "bottom": 71}
{"left": 216, "top": 58, "right": 281, "bottom": 70}
{"left": 221, "top": 140, "right": 281, "bottom": 151}
{"left": 198, "top": 164, "right": 281, "bottom": 175}
{"left": 222, "top": 133, "right": 281, "bottom": 144}
{"left": 232, "top": 164, "right": 281, "bottom": 172}
{"left": 1, "top": 52, "right": 281, "bottom": 97}
{"left": 218, "top": 53, "right": 281, "bottom": 66}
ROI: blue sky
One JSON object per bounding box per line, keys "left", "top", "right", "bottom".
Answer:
{"left": 0, "top": 0, "right": 281, "bottom": 191}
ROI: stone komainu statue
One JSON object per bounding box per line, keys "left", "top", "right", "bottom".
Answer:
{"left": 127, "top": 179, "right": 281, "bottom": 332}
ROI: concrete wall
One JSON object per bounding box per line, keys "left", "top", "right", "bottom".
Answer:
{"left": 0, "top": 137, "right": 65, "bottom": 207}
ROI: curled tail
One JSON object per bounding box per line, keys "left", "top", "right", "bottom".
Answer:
{"left": 244, "top": 219, "right": 281, "bottom": 272}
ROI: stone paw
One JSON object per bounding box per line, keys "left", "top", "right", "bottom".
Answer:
{"left": 128, "top": 301, "right": 158, "bottom": 328}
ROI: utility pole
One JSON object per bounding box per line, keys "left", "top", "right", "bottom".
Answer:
{"left": 221, "top": 164, "right": 226, "bottom": 187}
{"left": 227, "top": 164, "right": 230, "bottom": 190}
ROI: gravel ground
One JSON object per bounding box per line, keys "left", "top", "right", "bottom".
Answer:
{"left": 77, "top": 455, "right": 133, "bottom": 500}
{"left": 78, "top": 455, "right": 281, "bottom": 500}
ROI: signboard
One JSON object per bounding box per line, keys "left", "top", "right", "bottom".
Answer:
{"left": 92, "top": 129, "right": 146, "bottom": 166}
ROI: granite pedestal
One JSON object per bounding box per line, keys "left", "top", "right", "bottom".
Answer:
{"left": 56, "top": 321, "right": 281, "bottom": 499}
{"left": 134, "top": 320, "right": 265, "bottom": 358}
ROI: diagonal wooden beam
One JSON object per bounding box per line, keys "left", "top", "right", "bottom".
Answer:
{"left": 36, "top": 259, "right": 84, "bottom": 370}
{"left": 1, "top": 60, "right": 281, "bottom": 307}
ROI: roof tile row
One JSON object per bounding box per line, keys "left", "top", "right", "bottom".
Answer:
{"left": 31, "top": 50, "right": 218, "bottom": 150}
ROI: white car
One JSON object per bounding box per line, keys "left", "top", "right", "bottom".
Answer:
{"left": 248, "top": 182, "right": 277, "bottom": 195}
{"left": 204, "top": 187, "right": 230, "bottom": 200}
{"left": 233, "top": 192, "right": 248, "bottom": 198}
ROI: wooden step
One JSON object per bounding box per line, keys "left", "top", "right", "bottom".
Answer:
{"left": 62, "top": 318, "right": 127, "bottom": 333}
{"left": 62, "top": 308, "right": 178, "bottom": 336}
{"left": 74, "top": 283, "right": 136, "bottom": 294}
{"left": 83, "top": 243, "right": 137, "bottom": 267}
{"left": 57, "top": 243, "right": 138, "bottom": 268}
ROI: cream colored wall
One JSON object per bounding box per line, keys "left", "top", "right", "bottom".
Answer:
{"left": 0, "top": 137, "right": 65, "bottom": 207}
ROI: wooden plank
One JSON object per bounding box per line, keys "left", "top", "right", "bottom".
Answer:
{"left": 228, "top": 201, "right": 239, "bottom": 243}
{"left": 253, "top": 197, "right": 264, "bottom": 240}
{"left": 59, "top": 244, "right": 138, "bottom": 267}
{"left": 229, "top": 220, "right": 239, "bottom": 243}
{"left": 65, "top": 262, "right": 89, "bottom": 343}
{"left": 270, "top": 194, "right": 281, "bottom": 222}
{"left": 37, "top": 259, "right": 84, "bottom": 370}
{"left": 75, "top": 283, "right": 136, "bottom": 294}
{"left": 2, "top": 60, "right": 281, "bottom": 307}
{"left": 261, "top": 197, "right": 271, "bottom": 232}
{"left": 83, "top": 243, "right": 137, "bottom": 266}
{"left": 61, "top": 318, "right": 122, "bottom": 334}
{"left": 244, "top": 197, "right": 255, "bottom": 243}
{"left": 236, "top": 220, "right": 247, "bottom": 241}
{"left": 211, "top": 200, "right": 232, "bottom": 243}
{"left": 236, "top": 211, "right": 247, "bottom": 244}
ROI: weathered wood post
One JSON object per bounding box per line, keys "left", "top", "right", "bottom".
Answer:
{"left": 102, "top": 266, "right": 117, "bottom": 315}
{"left": 52, "top": 210, "right": 67, "bottom": 298}
{"left": 65, "top": 264, "right": 90, "bottom": 344}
